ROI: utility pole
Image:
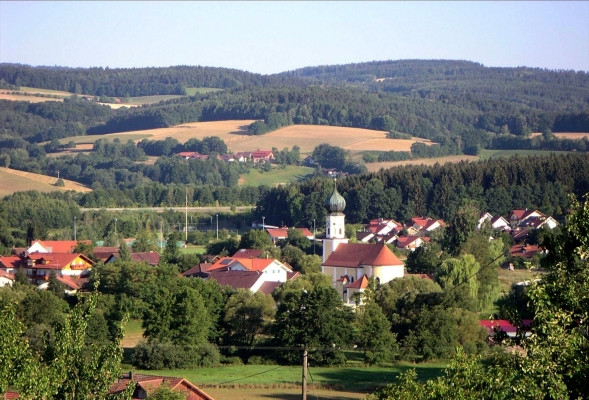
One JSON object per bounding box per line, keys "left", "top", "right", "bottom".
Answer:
{"left": 302, "top": 347, "right": 308, "bottom": 400}
{"left": 313, "top": 219, "right": 316, "bottom": 255}
{"left": 262, "top": 216, "right": 265, "bottom": 231}
{"left": 73, "top": 217, "right": 77, "bottom": 241}
{"left": 216, "top": 214, "right": 219, "bottom": 240}
{"left": 185, "top": 187, "right": 188, "bottom": 243}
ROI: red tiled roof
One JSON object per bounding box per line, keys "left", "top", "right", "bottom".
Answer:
{"left": 0, "top": 270, "right": 15, "bottom": 280}
{"left": 257, "top": 281, "right": 282, "bottom": 295}
{"left": 232, "top": 249, "right": 263, "bottom": 258}
{"left": 209, "top": 257, "right": 281, "bottom": 272}
{"left": 322, "top": 243, "right": 403, "bottom": 268}
{"left": 130, "top": 252, "right": 160, "bottom": 265}
{"left": 109, "top": 373, "right": 214, "bottom": 400}
{"left": 207, "top": 269, "right": 263, "bottom": 290}
{"left": 266, "top": 227, "right": 314, "bottom": 239}
{"left": 346, "top": 274, "right": 370, "bottom": 289}
{"left": 56, "top": 275, "right": 86, "bottom": 290}
{"left": 251, "top": 150, "right": 273, "bottom": 158}
{"left": 395, "top": 235, "right": 422, "bottom": 248}
{"left": 182, "top": 263, "right": 215, "bottom": 278}
{"left": 404, "top": 272, "right": 434, "bottom": 280}
{"left": 93, "top": 247, "right": 119, "bottom": 261}
{"left": 30, "top": 240, "right": 90, "bottom": 253}
{"left": 0, "top": 255, "right": 21, "bottom": 269}
{"left": 509, "top": 244, "right": 543, "bottom": 258}
{"left": 26, "top": 253, "right": 94, "bottom": 270}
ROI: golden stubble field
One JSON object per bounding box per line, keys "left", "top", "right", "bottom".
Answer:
{"left": 0, "top": 167, "right": 92, "bottom": 197}
{"left": 58, "top": 120, "right": 436, "bottom": 157}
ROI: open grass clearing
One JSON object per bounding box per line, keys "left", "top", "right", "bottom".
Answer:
{"left": 479, "top": 149, "right": 573, "bottom": 160}
{"left": 121, "top": 319, "right": 144, "bottom": 348}
{"left": 0, "top": 167, "right": 91, "bottom": 197}
{"left": 179, "top": 245, "right": 207, "bottom": 255}
{"left": 497, "top": 266, "right": 545, "bottom": 294}
{"left": 239, "top": 166, "right": 315, "bottom": 187}
{"left": 136, "top": 362, "right": 446, "bottom": 395}
{"left": 365, "top": 155, "right": 479, "bottom": 172}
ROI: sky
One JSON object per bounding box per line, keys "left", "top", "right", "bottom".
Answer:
{"left": 1, "top": 1, "right": 588, "bottom": 74}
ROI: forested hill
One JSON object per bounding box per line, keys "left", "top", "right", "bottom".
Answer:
{"left": 0, "top": 64, "right": 305, "bottom": 97}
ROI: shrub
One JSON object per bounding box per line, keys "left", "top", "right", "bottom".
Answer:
{"left": 131, "top": 340, "right": 220, "bottom": 369}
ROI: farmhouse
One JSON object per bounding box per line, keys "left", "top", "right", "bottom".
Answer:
{"left": 321, "top": 182, "right": 404, "bottom": 304}
{"left": 24, "top": 252, "right": 94, "bottom": 285}
{"left": 250, "top": 149, "right": 275, "bottom": 163}
{"left": 407, "top": 217, "right": 444, "bottom": 235}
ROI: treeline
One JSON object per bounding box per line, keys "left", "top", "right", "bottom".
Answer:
{"left": 0, "top": 98, "right": 114, "bottom": 142}
{"left": 0, "top": 64, "right": 303, "bottom": 97}
{"left": 137, "top": 136, "right": 228, "bottom": 156}
{"left": 255, "top": 153, "right": 589, "bottom": 227}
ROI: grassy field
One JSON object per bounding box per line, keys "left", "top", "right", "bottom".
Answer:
{"left": 179, "top": 245, "right": 207, "bottom": 255}
{"left": 479, "top": 149, "right": 573, "bottom": 160}
{"left": 497, "top": 266, "right": 545, "bottom": 294}
{"left": 0, "top": 167, "right": 91, "bottom": 197}
{"left": 239, "top": 165, "right": 315, "bottom": 187}
{"left": 121, "top": 319, "right": 144, "bottom": 348}
{"left": 135, "top": 362, "right": 446, "bottom": 399}
{"left": 365, "top": 155, "right": 479, "bottom": 172}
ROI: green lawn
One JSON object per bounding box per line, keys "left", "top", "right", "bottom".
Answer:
{"left": 136, "top": 362, "right": 446, "bottom": 392}
{"left": 497, "top": 266, "right": 544, "bottom": 294}
{"left": 184, "top": 87, "right": 222, "bottom": 96}
{"left": 239, "top": 166, "right": 315, "bottom": 187}
{"left": 479, "top": 149, "right": 573, "bottom": 160}
{"left": 179, "top": 245, "right": 207, "bottom": 255}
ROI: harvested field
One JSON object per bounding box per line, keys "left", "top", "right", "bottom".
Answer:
{"left": 0, "top": 91, "right": 63, "bottom": 103}
{"left": 530, "top": 132, "right": 589, "bottom": 140}
{"left": 0, "top": 167, "right": 91, "bottom": 197}
{"left": 226, "top": 124, "right": 434, "bottom": 155}
{"left": 55, "top": 121, "right": 434, "bottom": 155}
{"left": 366, "top": 155, "right": 479, "bottom": 172}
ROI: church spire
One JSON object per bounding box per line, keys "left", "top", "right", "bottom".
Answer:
{"left": 325, "top": 179, "right": 346, "bottom": 214}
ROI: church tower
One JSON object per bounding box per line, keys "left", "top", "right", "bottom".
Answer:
{"left": 322, "top": 180, "right": 349, "bottom": 263}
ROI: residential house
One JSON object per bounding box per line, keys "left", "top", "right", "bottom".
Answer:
{"left": 234, "top": 152, "right": 252, "bottom": 162}
{"left": 265, "top": 227, "right": 315, "bottom": 243}
{"left": 105, "top": 251, "right": 160, "bottom": 266}
{"left": 395, "top": 235, "right": 429, "bottom": 251}
{"left": 477, "top": 213, "right": 510, "bottom": 231}
{"left": 366, "top": 218, "right": 403, "bottom": 236}
{"left": 93, "top": 246, "right": 119, "bottom": 262}
{"left": 508, "top": 209, "right": 558, "bottom": 230}
{"left": 176, "top": 151, "right": 209, "bottom": 160}
{"left": 0, "top": 255, "right": 21, "bottom": 273}
{"left": 25, "top": 239, "right": 91, "bottom": 255}
{"left": 479, "top": 319, "right": 532, "bottom": 339}
{"left": 109, "top": 372, "right": 214, "bottom": 400}
{"left": 23, "top": 253, "right": 94, "bottom": 285}
{"left": 232, "top": 248, "right": 263, "bottom": 258}
{"left": 250, "top": 150, "right": 274, "bottom": 164}
{"left": 195, "top": 256, "right": 295, "bottom": 293}
{"left": 408, "top": 217, "right": 444, "bottom": 235}
{"left": 509, "top": 244, "right": 544, "bottom": 259}
{"left": 37, "top": 275, "right": 88, "bottom": 295}
{"left": 0, "top": 270, "right": 14, "bottom": 287}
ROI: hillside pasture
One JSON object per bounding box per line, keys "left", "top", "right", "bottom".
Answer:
{"left": 0, "top": 167, "right": 91, "bottom": 197}
{"left": 365, "top": 155, "right": 479, "bottom": 172}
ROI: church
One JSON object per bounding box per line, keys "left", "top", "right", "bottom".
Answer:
{"left": 321, "top": 182, "right": 405, "bottom": 304}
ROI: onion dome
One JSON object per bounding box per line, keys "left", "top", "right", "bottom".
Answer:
{"left": 325, "top": 180, "right": 346, "bottom": 213}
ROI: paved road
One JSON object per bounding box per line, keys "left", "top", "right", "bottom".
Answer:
{"left": 80, "top": 206, "right": 255, "bottom": 213}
